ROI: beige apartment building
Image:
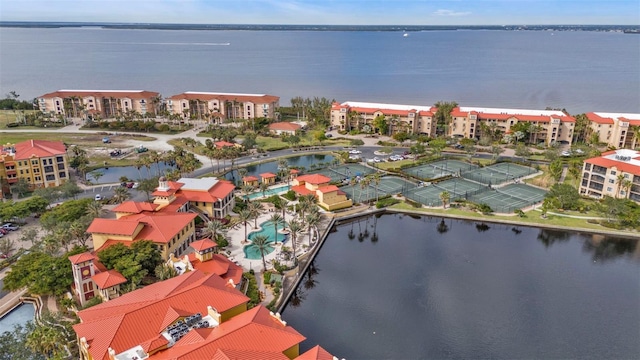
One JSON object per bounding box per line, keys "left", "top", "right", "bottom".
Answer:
{"left": 579, "top": 149, "right": 640, "bottom": 203}
{"left": 37, "top": 90, "right": 161, "bottom": 119}
{"left": 331, "top": 101, "right": 437, "bottom": 135}
{"left": 585, "top": 112, "right": 640, "bottom": 149}
{"left": 167, "top": 91, "right": 280, "bottom": 122}
{"left": 0, "top": 140, "right": 69, "bottom": 194}
{"left": 449, "top": 106, "right": 575, "bottom": 145}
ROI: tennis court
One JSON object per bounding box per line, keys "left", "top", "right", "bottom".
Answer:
{"left": 310, "top": 164, "right": 377, "bottom": 182}
{"left": 402, "top": 178, "right": 484, "bottom": 206}
{"left": 403, "top": 160, "right": 478, "bottom": 180}
{"left": 468, "top": 184, "right": 547, "bottom": 213}
{"left": 342, "top": 176, "right": 414, "bottom": 203}
{"left": 461, "top": 163, "right": 537, "bottom": 185}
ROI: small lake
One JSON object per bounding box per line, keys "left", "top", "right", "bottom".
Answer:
{"left": 0, "top": 303, "right": 35, "bottom": 334}
{"left": 283, "top": 214, "right": 640, "bottom": 359}
{"left": 86, "top": 162, "right": 175, "bottom": 184}
{"left": 224, "top": 154, "right": 334, "bottom": 184}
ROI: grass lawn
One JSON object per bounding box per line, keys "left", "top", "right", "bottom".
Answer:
{"left": 374, "top": 159, "right": 416, "bottom": 170}
{"left": 167, "top": 138, "right": 208, "bottom": 155}
{"left": 387, "top": 201, "right": 629, "bottom": 233}
{"left": 0, "top": 131, "right": 155, "bottom": 146}
{"left": 0, "top": 110, "right": 41, "bottom": 129}
{"left": 254, "top": 135, "right": 349, "bottom": 151}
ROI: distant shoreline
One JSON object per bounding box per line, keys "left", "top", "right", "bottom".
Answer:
{"left": 1, "top": 22, "right": 638, "bottom": 33}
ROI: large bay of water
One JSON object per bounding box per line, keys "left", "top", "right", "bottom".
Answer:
{"left": 283, "top": 213, "right": 640, "bottom": 359}
{"left": 1, "top": 28, "right": 638, "bottom": 113}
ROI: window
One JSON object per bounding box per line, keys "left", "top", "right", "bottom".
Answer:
{"left": 56, "top": 156, "right": 64, "bottom": 163}
{"left": 46, "top": 174, "right": 55, "bottom": 181}
{"left": 606, "top": 187, "right": 613, "bottom": 192}
{"left": 611, "top": 171, "right": 617, "bottom": 175}
{"left": 57, "top": 163, "right": 65, "bottom": 170}
{"left": 31, "top": 160, "right": 38, "bottom": 165}
{"left": 608, "top": 179, "right": 615, "bottom": 184}
{"left": 35, "top": 176, "right": 41, "bottom": 181}
{"left": 44, "top": 166, "right": 54, "bottom": 173}
{"left": 59, "top": 172, "right": 66, "bottom": 178}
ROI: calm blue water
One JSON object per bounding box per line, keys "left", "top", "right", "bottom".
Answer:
{"left": 224, "top": 154, "right": 334, "bottom": 183}
{"left": 284, "top": 214, "right": 640, "bottom": 359}
{"left": 0, "top": 303, "right": 35, "bottom": 334}
{"left": 245, "top": 185, "right": 291, "bottom": 200}
{"left": 1, "top": 28, "right": 638, "bottom": 113}
{"left": 244, "top": 220, "right": 287, "bottom": 260}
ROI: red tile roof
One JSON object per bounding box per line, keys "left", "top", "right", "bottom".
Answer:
{"left": 112, "top": 201, "right": 159, "bottom": 214}
{"left": 291, "top": 185, "right": 315, "bottom": 196}
{"left": 243, "top": 176, "right": 258, "bottom": 182}
{"left": 211, "top": 348, "right": 290, "bottom": 360}
{"left": 296, "top": 345, "right": 335, "bottom": 360}
{"left": 269, "top": 122, "right": 301, "bottom": 131}
{"left": 180, "top": 180, "right": 235, "bottom": 203}
{"left": 74, "top": 271, "right": 250, "bottom": 360}
{"left": 39, "top": 90, "right": 160, "bottom": 100}
{"left": 451, "top": 107, "right": 575, "bottom": 123}
{"left": 188, "top": 254, "right": 243, "bottom": 285}
{"left": 13, "top": 140, "right": 66, "bottom": 160}
{"left": 586, "top": 112, "right": 615, "bottom": 124}
{"left": 68, "top": 252, "right": 95, "bottom": 265}
{"left": 169, "top": 92, "right": 279, "bottom": 104}
{"left": 316, "top": 185, "right": 340, "bottom": 194}
{"left": 152, "top": 306, "right": 305, "bottom": 360}
{"left": 92, "top": 269, "right": 127, "bottom": 289}
{"left": 296, "top": 174, "right": 331, "bottom": 185}
{"left": 290, "top": 169, "right": 300, "bottom": 174}
{"left": 152, "top": 181, "right": 184, "bottom": 197}
{"left": 129, "top": 213, "right": 197, "bottom": 244}
{"left": 585, "top": 156, "right": 640, "bottom": 176}
{"left": 87, "top": 219, "right": 141, "bottom": 236}
{"left": 260, "top": 172, "right": 277, "bottom": 178}
{"left": 191, "top": 239, "right": 218, "bottom": 252}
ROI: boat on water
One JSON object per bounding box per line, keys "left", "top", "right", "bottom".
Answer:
{"left": 403, "top": 32, "right": 409, "bottom": 37}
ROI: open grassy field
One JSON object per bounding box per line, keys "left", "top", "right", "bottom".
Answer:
{"left": 167, "top": 138, "right": 208, "bottom": 155}
{"left": 388, "top": 201, "right": 623, "bottom": 233}
{"left": 0, "top": 110, "right": 40, "bottom": 129}
{"left": 0, "top": 131, "right": 155, "bottom": 146}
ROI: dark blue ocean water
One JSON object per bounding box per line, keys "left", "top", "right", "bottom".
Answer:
{"left": 1, "top": 28, "right": 638, "bottom": 113}
{"left": 283, "top": 214, "right": 640, "bottom": 359}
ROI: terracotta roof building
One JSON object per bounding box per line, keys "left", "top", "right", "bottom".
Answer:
{"left": 331, "top": 101, "right": 437, "bottom": 135}
{"left": 291, "top": 174, "right": 352, "bottom": 211}
{"left": 580, "top": 149, "right": 640, "bottom": 202}
{"left": 585, "top": 112, "right": 640, "bottom": 148}
{"left": 37, "top": 89, "right": 161, "bottom": 119}
{"left": 167, "top": 91, "right": 280, "bottom": 122}
{"left": 72, "top": 270, "right": 336, "bottom": 360}
{"left": 0, "top": 140, "right": 69, "bottom": 196}
{"left": 269, "top": 122, "right": 302, "bottom": 135}
{"left": 69, "top": 252, "right": 127, "bottom": 306}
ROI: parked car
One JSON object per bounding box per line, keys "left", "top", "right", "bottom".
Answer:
{"left": 348, "top": 149, "right": 362, "bottom": 154}
{"left": 1, "top": 223, "right": 19, "bottom": 231}
{"left": 131, "top": 182, "right": 139, "bottom": 189}
{"left": 126, "top": 182, "right": 135, "bottom": 188}
{"left": 102, "top": 137, "right": 111, "bottom": 144}
{"left": 94, "top": 194, "right": 103, "bottom": 201}
{"left": 561, "top": 151, "right": 571, "bottom": 157}
{"left": 110, "top": 149, "right": 122, "bottom": 157}
{"left": 325, "top": 133, "right": 333, "bottom": 138}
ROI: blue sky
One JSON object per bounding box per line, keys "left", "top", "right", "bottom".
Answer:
{"left": 1, "top": 0, "right": 638, "bottom": 25}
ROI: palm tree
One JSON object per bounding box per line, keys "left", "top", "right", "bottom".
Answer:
{"left": 86, "top": 201, "right": 103, "bottom": 219}
{"left": 287, "top": 219, "right": 304, "bottom": 260}
{"left": 622, "top": 179, "right": 633, "bottom": 199}
{"left": 0, "top": 238, "right": 16, "bottom": 257}
{"left": 616, "top": 174, "right": 625, "bottom": 198}
{"left": 202, "top": 219, "right": 225, "bottom": 241}
{"left": 238, "top": 209, "right": 252, "bottom": 244}
{"left": 252, "top": 234, "right": 270, "bottom": 271}
{"left": 439, "top": 191, "right": 451, "bottom": 209}
{"left": 371, "top": 172, "right": 381, "bottom": 201}
{"left": 269, "top": 213, "right": 283, "bottom": 245}
{"left": 247, "top": 201, "right": 262, "bottom": 229}
{"left": 113, "top": 186, "right": 130, "bottom": 203}
{"left": 259, "top": 182, "right": 269, "bottom": 198}
{"left": 276, "top": 197, "right": 289, "bottom": 222}
{"left": 304, "top": 211, "right": 320, "bottom": 246}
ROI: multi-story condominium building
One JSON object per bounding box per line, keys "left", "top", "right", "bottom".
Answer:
{"left": 331, "top": 101, "right": 437, "bottom": 135}
{"left": 580, "top": 149, "right": 640, "bottom": 203}
{"left": 37, "top": 90, "right": 161, "bottom": 119}
{"left": 0, "top": 140, "right": 69, "bottom": 195}
{"left": 449, "top": 106, "right": 575, "bottom": 145}
{"left": 585, "top": 112, "right": 640, "bottom": 148}
{"left": 167, "top": 92, "right": 280, "bottom": 121}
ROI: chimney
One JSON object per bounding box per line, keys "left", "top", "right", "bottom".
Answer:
{"left": 207, "top": 305, "right": 222, "bottom": 324}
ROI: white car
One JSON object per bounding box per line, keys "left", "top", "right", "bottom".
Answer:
{"left": 373, "top": 157, "right": 382, "bottom": 163}
{"left": 94, "top": 194, "right": 103, "bottom": 201}
{"left": 132, "top": 182, "right": 139, "bottom": 189}
{"left": 349, "top": 149, "right": 362, "bottom": 154}
{"left": 561, "top": 151, "right": 571, "bottom": 157}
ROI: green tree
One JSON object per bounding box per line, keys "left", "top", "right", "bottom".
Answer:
{"left": 10, "top": 178, "right": 30, "bottom": 198}
{"left": 154, "top": 263, "right": 178, "bottom": 280}
{"left": 373, "top": 114, "right": 388, "bottom": 135}
{"left": 113, "top": 186, "right": 130, "bottom": 203}
{"left": 313, "top": 130, "right": 327, "bottom": 145}
{"left": 433, "top": 101, "right": 458, "bottom": 136}
{"left": 287, "top": 219, "right": 304, "bottom": 260}
{"left": 269, "top": 213, "right": 283, "bottom": 245}
{"left": 137, "top": 177, "right": 159, "bottom": 201}
{"left": 573, "top": 113, "right": 590, "bottom": 143}
{"left": 546, "top": 183, "right": 580, "bottom": 210}
{"left": 0, "top": 238, "right": 16, "bottom": 257}
{"left": 430, "top": 138, "right": 447, "bottom": 157}
{"left": 0, "top": 323, "right": 46, "bottom": 360}
{"left": 60, "top": 180, "right": 82, "bottom": 199}
{"left": 251, "top": 234, "right": 270, "bottom": 271}
{"left": 439, "top": 191, "right": 451, "bottom": 209}
{"left": 238, "top": 209, "right": 252, "bottom": 244}
{"left": 549, "top": 159, "right": 564, "bottom": 182}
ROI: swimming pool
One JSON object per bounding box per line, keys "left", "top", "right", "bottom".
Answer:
{"left": 243, "top": 220, "right": 288, "bottom": 260}
{"left": 244, "top": 185, "right": 291, "bottom": 200}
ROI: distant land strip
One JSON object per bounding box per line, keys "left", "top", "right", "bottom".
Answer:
{"left": 0, "top": 22, "right": 639, "bottom": 33}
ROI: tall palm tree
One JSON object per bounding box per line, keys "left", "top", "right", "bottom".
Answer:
{"left": 86, "top": 201, "right": 103, "bottom": 219}
{"left": 269, "top": 213, "right": 283, "bottom": 245}
{"left": 287, "top": 219, "right": 304, "bottom": 260}
{"left": 304, "top": 211, "right": 320, "bottom": 246}
{"left": 247, "top": 201, "right": 263, "bottom": 229}
{"left": 202, "top": 219, "right": 225, "bottom": 241}
{"left": 252, "top": 234, "right": 270, "bottom": 271}
{"left": 113, "top": 186, "right": 130, "bottom": 203}
{"left": 439, "top": 191, "right": 450, "bottom": 209}
{"left": 238, "top": 209, "right": 252, "bottom": 244}
{"left": 371, "top": 172, "right": 381, "bottom": 201}
{"left": 622, "top": 179, "right": 633, "bottom": 199}
{"left": 259, "top": 182, "right": 269, "bottom": 198}
{"left": 616, "top": 174, "right": 625, "bottom": 198}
